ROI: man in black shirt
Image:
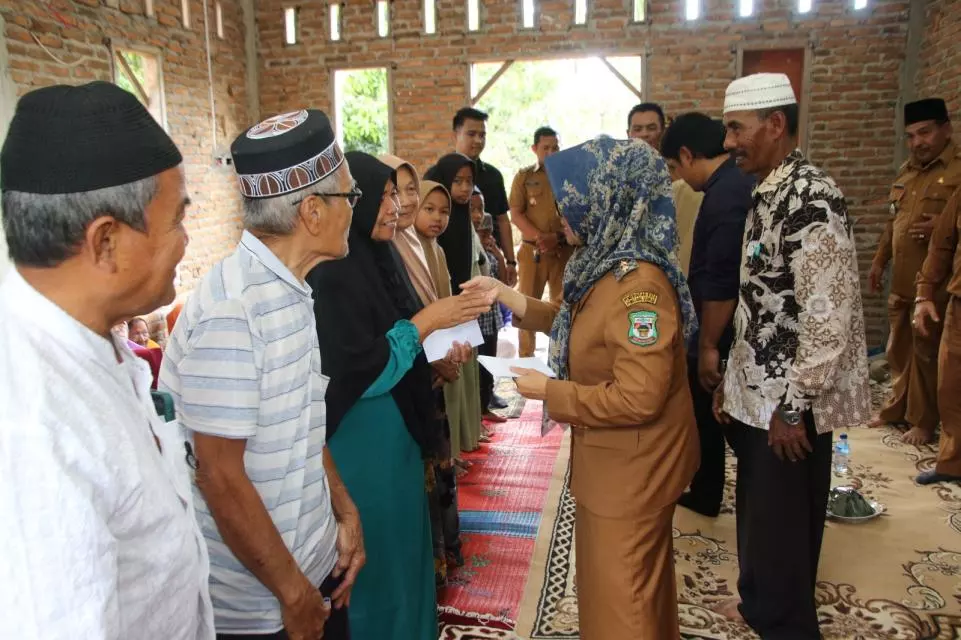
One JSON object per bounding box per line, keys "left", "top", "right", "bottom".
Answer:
{"left": 452, "top": 107, "right": 518, "bottom": 286}
{"left": 661, "top": 112, "right": 753, "bottom": 517}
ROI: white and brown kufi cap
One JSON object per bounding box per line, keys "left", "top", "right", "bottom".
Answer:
{"left": 231, "top": 109, "right": 345, "bottom": 199}
{"left": 723, "top": 73, "right": 797, "bottom": 115}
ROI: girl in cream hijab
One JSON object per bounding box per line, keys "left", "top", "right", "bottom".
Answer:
{"left": 380, "top": 156, "right": 466, "bottom": 577}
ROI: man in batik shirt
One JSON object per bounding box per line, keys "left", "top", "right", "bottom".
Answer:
{"left": 714, "top": 73, "right": 871, "bottom": 639}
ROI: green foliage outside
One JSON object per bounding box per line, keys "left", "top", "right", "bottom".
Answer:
{"left": 114, "top": 51, "right": 148, "bottom": 102}
{"left": 474, "top": 57, "right": 643, "bottom": 179}
{"left": 332, "top": 57, "right": 642, "bottom": 176}
{"left": 340, "top": 68, "right": 389, "bottom": 155}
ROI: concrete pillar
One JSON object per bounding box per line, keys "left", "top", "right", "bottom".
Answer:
{"left": 241, "top": 0, "right": 260, "bottom": 125}
{"left": 0, "top": 14, "right": 17, "bottom": 281}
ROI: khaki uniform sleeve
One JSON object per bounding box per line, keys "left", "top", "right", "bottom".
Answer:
{"left": 873, "top": 220, "right": 894, "bottom": 269}
{"left": 917, "top": 186, "right": 961, "bottom": 299}
{"left": 509, "top": 170, "right": 527, "bottom": 213}
{"left": 545, "top": 275, "right": 678, "bottom": 427}
{"left": 512, "top": 298, "right": 557, "bottom": 334}
{"left": 672, "top": 180, "right": 703, "bottom": 275}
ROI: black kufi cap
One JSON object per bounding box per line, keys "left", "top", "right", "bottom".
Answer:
{"left": 905, "top": 98, "right": 950, "bottom": 126}
{"left": 1, "top": 81, "right": 182, "bottom": 194}
{"left": 231, "top": 109, "right": 344, "bottom": 199}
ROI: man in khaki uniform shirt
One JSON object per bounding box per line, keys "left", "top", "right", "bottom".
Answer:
{"left": 509, "top": 126, "right": 573, "bottom": 357}
{"left": 870, "top": 98, "right": 961, "bottom": 445}
{"left": 914, "top": 184, "right": 961, "bottom": 484}
{"left": 627, "top": 102, "right": 703, "bottom": 273}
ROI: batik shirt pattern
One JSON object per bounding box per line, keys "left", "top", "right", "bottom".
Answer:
{"left": 722, "top": 149, "right": 871, "bottom": 433}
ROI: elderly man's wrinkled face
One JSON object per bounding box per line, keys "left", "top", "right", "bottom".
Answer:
{"left": 723, "top": 110, "right": 776, "bottom": 177}
{"left": 370, "top": 178, "right": 401, "bottom": 243}
{"left": 115, "top": 166, "right": 190, "bottom": 317}
{"left": 906, "top": 120, "right": 953, "bottom": 167}
{"left": 395, "top": 166, "right": 420, "bottom": 231}
{"left": 312, "top": 165, "right": 355, "bottom": 259}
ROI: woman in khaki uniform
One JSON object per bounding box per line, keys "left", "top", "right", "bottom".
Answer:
{"left": 465, "top": 137, "right": 700, "bottom": 639}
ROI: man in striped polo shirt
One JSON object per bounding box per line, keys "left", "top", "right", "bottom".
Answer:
{"left": 160, "top": 109, "right": 364, "bottom": 640}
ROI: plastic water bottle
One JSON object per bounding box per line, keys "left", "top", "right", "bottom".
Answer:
{"left": 833, "top": 433, "right": 850, "bottom": 477}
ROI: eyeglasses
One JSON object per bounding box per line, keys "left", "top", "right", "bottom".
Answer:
{"left": 300, "top": 188, "right": 363, "bottom": 209}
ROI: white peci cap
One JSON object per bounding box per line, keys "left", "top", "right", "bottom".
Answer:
{"left": 723, "top": 73, "right": 797, "bottom": 114}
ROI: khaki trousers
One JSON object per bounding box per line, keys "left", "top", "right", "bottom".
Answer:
{"left": 879, "top": 293, "right": 945, "bottom": 433}
{"left": 517, "top": 242, "right": 572, "bottom": 357}
{"left": 574, "top": 501, "right": 681, "bottom": 640}
{"left": 936, "top": 296, "right": 961, "bottom": 476}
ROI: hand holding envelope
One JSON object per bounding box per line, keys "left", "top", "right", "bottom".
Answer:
{"left": 422, "top": 320, "right": 484, "bottom": 362}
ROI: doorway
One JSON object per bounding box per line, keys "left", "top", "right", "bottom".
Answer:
{"left": 469, "top": 56, "right": 645, "bottom": 178}
{"left": 739, "top": 46, "right": 810, "bottom": 149}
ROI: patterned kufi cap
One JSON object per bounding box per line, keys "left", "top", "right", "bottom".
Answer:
{"left": 231, "top": 109, "right": 344, "bottom": 199}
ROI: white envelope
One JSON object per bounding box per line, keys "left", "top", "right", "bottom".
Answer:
{"left": 422, "top": 320, "right": 484, "bottom": 362}
{"left": 477, "top": 356, "right": 556, "bottom": 379}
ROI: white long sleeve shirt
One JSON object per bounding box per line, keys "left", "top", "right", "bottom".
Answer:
{"left": 0, "top": 271, "right": 214, "bottom": 639}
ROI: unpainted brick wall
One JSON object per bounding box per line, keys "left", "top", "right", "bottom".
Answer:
{"left": 256, "top": 0, "right": 914, "bottom": 348}
{"left": 917, "top": 0, "right": 961, "bottom": 112}
{"left": 1, "top": 0, "right": 250, "bottom": 293}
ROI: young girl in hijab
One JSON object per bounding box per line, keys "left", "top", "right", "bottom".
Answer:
{"left": 307, "top": 153, "right": 492, "bottom": 640}
{"left": 380, "top": 155, "right": 465, "bottom": 583}
{"left": 464, "top": 137, "right": 700, "bottom": 640}
{"left": 424, "top": 154, "right": 484, "bottom": 456}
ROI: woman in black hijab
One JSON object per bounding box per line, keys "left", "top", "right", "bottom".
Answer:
{"left": 424, "top": 153, "right": 476, "bottom": 292}
{"left": 307, "top": 152, "right": 492, "bottom": 640}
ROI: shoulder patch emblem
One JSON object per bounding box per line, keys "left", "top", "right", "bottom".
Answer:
{"left": 628, "top": 310, "right": 658, "bottom": 347}
{"left": 622, "top": 290, "right": 658, "bottom": 307}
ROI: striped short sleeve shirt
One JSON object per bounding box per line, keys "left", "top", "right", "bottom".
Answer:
{"left": 159, "top": 231, "right": 338, "bottom": 635}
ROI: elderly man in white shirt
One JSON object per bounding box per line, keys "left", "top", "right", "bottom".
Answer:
{"left": 0, "top": 82, "right": 213, "bottom": 638}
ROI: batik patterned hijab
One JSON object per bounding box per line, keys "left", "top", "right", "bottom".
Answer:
{"left": 543, "top": 136, "right": 697, "bottom": 383}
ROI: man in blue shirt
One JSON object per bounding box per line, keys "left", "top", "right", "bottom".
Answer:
{"left": 661, "top": 113, "right": 754, "bottom": 517}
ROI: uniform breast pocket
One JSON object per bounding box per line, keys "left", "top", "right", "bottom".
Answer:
{"left": 525, "top": 180, "right": 544, "bottom": 199}
{"left": 922, "top": 182, "right": 961, "bottom": 214}
{"left": 579, "top": 426, "right": 640, "bottom": 451}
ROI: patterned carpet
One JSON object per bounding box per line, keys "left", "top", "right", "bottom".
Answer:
{"left": 516, "top": 381, "right": 961, "bottom": 639}
{"left": 438, "top": 395, "right": 563, "bottom": 633}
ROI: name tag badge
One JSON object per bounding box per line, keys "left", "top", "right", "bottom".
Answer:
{"left": 890, "top": 184, "right": 905, "bottom": 215}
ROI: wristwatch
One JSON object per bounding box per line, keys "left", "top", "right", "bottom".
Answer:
{"left": 776, "top": 405, "right": 802, "bottom": 427}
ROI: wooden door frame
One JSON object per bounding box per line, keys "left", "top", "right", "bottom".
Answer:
{"left": 328, "top": 65, "right": 395, "bottom": 155}
{"left": 464, "top": 51, "right": 648, "bottom": 106}
{"left": 735, "top": 41, "right": 813, "bottom": 154}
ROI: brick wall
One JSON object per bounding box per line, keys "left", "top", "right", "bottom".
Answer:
{"left": 917, "top": 0, "right": 961, "bottom": 112}
{"left": 256, "top": 0, "right": 913, "bottom": 348}
{"left": 0, "top": 0, "right": 250, "bottom": 292}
